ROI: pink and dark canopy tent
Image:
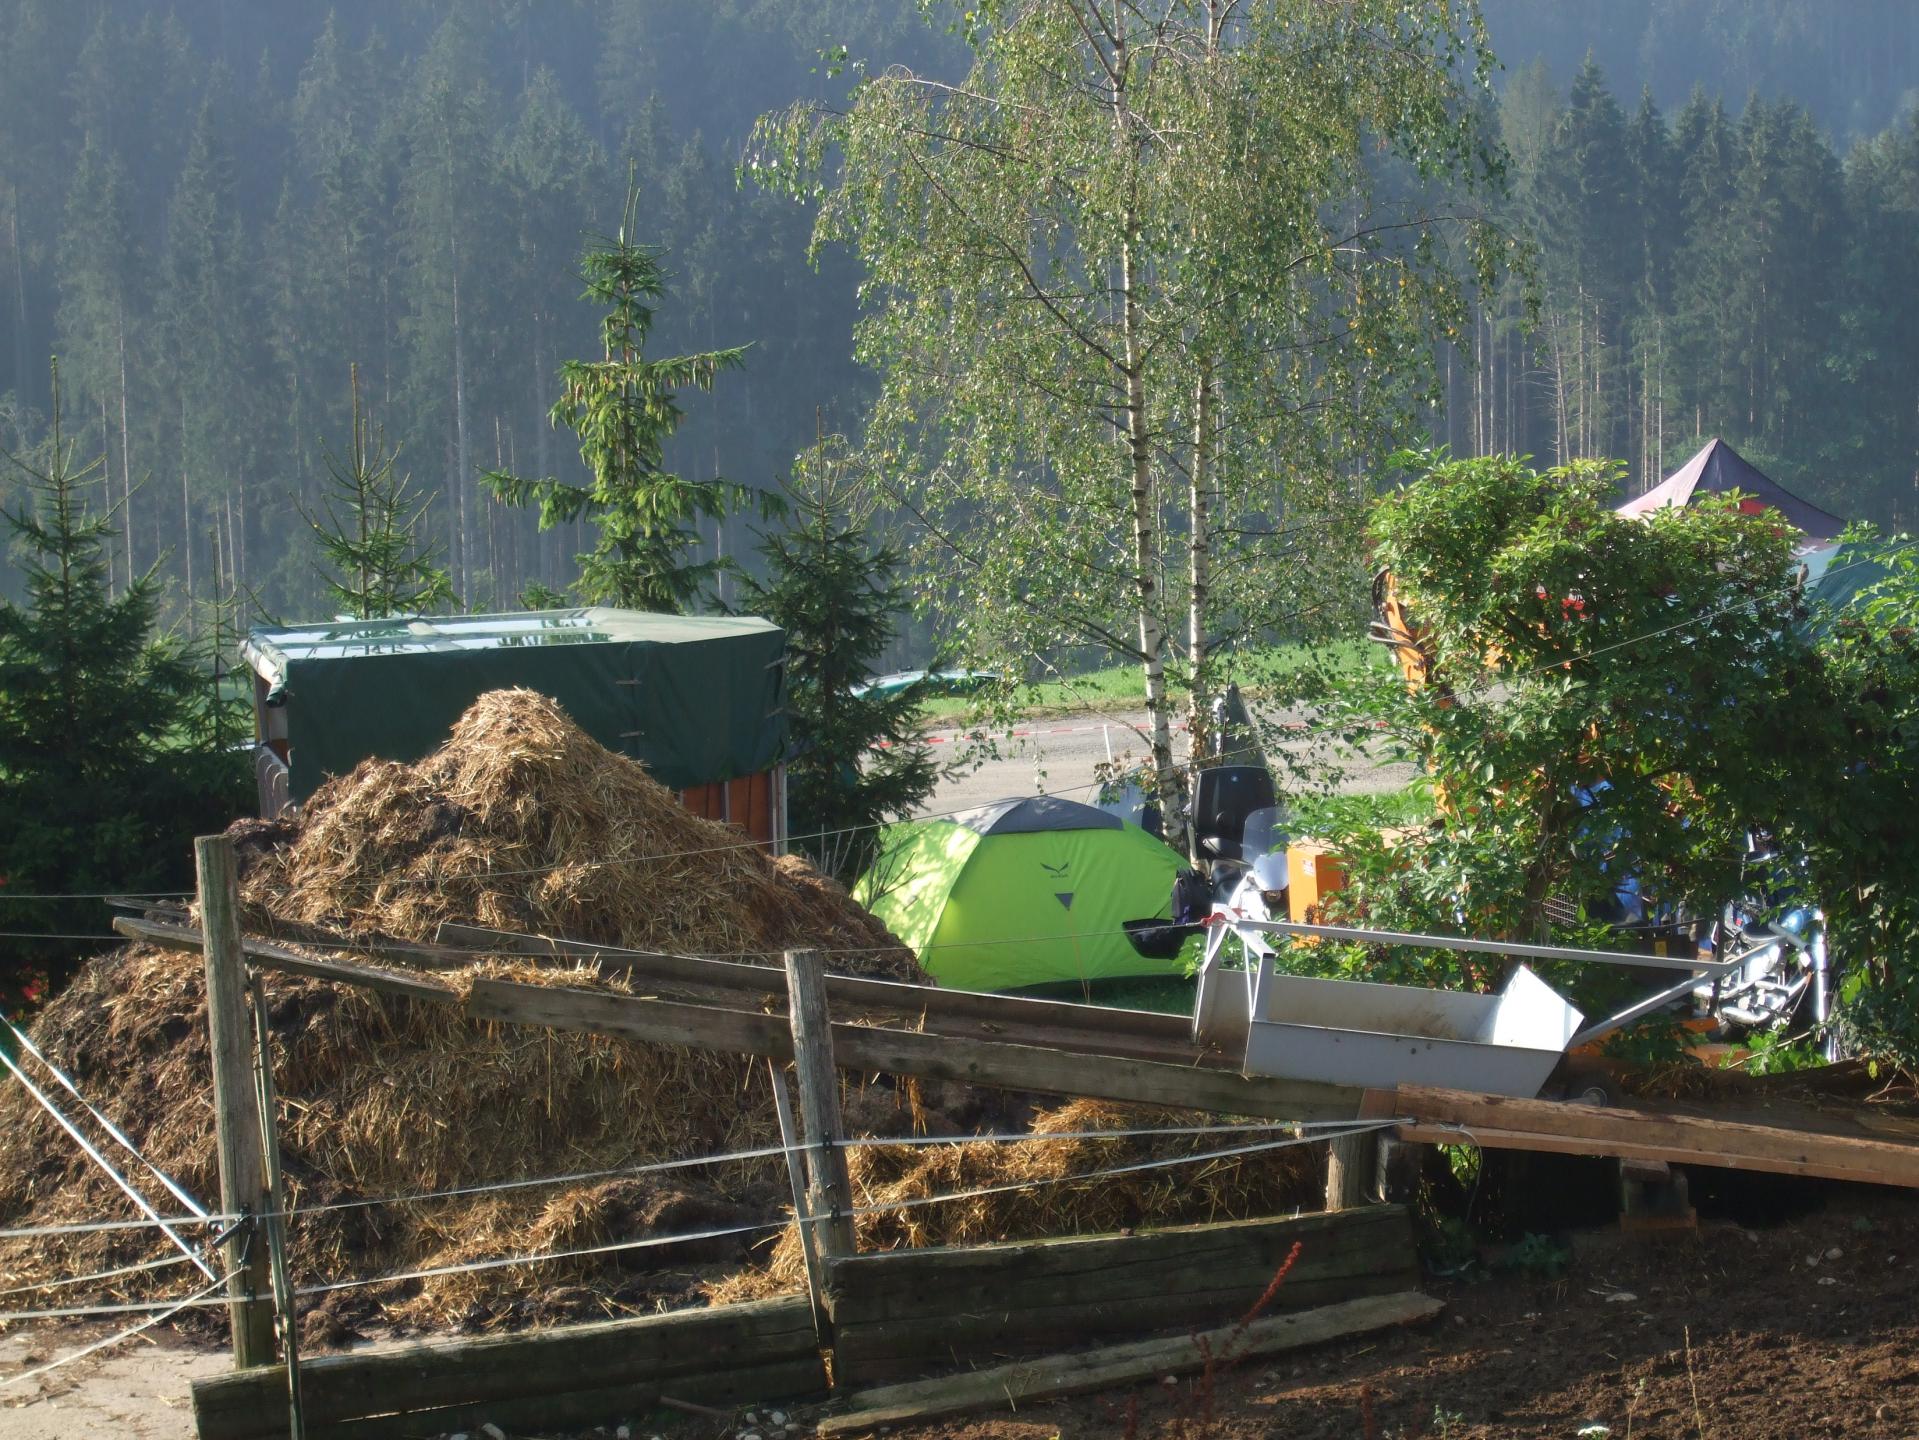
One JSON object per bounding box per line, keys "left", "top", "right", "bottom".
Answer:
{"left": 1617, "top": 437, "right": 1845, "bottom": 546}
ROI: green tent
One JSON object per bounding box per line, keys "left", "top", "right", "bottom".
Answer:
{"left": 1799, "top": 540, "right": 1896, "bottom": 637}
{"left": 855, "top": 795, "right": 1185, "bottom": 992}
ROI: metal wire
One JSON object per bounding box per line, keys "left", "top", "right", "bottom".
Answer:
{"left": 276, "top": 1143, "right": 797, "bottom": 1220}
{"left": 0, "top": 1292, "right": 233, "bottom": 1322}
{"left": 0, "top": 1213, "right": 233, "bottom": 1240}
{"left": 1, "top": 1015, "right": 211, "bottom": 1221}
{"left": 826, "top": 1119, "right": 1402, "bottom": 1223}
{"left": 0, "top": 1272, "right": 234, "bottom": 1394}
{"left": 291, "top": 1219, "right": 789, "bottom": 1298}
{"left": 0, "top": 891, "right": 191, "bottom": 902}
{"left": 0, "top": 1042, "right": 218, "bottom": 1282}
{"left": 0, "top": 1251, "right": 197, "bottom": 1301}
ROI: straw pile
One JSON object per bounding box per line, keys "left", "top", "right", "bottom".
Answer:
{"left": 240, "top": 687, "right": 914, "bottom": 974}
{"left": 708, "top": 1098, "right": 1324, "bottom": 1304}
{"left": 0, "top": 689, "right": 920, "bottom": 1332}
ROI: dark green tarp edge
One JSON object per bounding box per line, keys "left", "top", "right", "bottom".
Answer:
{"left": 245, "top": 610, "right": 786, "bottom": 800}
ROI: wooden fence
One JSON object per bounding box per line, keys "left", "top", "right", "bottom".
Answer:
{"left": 825, "top": 1206, "right": 1419, "bottom": 1386}
{"left": 192, "top": 1295, "right": 825, "bottom": 1440}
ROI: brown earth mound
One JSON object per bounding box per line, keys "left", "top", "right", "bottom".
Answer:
{"left": 0, "top": 689, "right": 919, "bottom": 1330}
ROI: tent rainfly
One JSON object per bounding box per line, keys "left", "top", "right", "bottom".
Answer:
{"left": 854, "top": 795, "right": 1185, "bottom": 992}
{"left": 1616, "top": 437, "right": 1845, "bottom": 547}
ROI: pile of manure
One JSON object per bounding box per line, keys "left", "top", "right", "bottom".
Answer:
{"left": 707, "top": 1097, "right": 1324, "bottom": 1304}
{"left": 0, "top": 689, "right": 919, "bottom": 1333}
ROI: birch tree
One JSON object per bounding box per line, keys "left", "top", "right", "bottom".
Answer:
{"left": 753, "top": 0, "right": 1513, "bottom": 834}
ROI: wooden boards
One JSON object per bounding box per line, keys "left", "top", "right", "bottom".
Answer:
{"left": 823, "top": 1205, "right": 1420, "bottom": 1387}
{"left": 115, "top": 916, "right": 456, "bottom": 1004}
{"left": 118, "top": 916, "right": 1362, "bottom": 1121}
{"left": 438, "top": 921, "right": 1223, "bottom": 1066}
{"left": 1390, "top": 1085, "right": 1919, "bottom": 1189}
{"left": 819, "top": 1290, "right": 1444, "bottom": 1435}
{"left": 464, "top": 976, "right": 1362, "bottom": 1121}
{"left": 190, "top": 1296, "right": 824, "bottom": 1440}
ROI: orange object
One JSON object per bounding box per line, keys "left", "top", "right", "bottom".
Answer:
{"left": 1286, "top": 838, "right": 1352, "bottom": 926}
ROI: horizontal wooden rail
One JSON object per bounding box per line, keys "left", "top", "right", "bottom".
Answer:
{"left": 192, "top": 1296, "right": 823, "bottom": 1440}
{"left": 116, "top": 916, "right": 455, "bottom": 1003}
{"left": 117, "top": 916, "right": 1360, "bottom": 1121}
{"left": 465, "top": 976, "right": 1360, "bottom": 1121}
{"left": 436, "top": 921, "right": 1207, "bottom": 1052}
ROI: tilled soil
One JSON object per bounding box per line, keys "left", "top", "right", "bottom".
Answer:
{"left": 881, "top": 1193, "right": 1919, "bottom": 1440}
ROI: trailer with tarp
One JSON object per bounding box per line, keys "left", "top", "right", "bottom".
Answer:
{"left": 240, "top": 608, "right": 789, "bottom": 846}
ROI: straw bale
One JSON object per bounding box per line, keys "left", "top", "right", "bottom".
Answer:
{"left": 705, "top": 1099, "right": 1324, "bottom": 1304}
{"left": 0, "top": 689, "right": 921, "bottom": 1331}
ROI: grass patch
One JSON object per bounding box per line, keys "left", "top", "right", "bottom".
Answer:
{"left": 1008, "top": 974, "right": 1198, "bottom": 1016}
{"left": 917, "top": 638, "right": 1390, "bottom": 727}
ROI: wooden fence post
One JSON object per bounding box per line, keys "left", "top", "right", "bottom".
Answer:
{"left": 768, "top": 1059, "right": 829, "bottom": 1339}
{"left": 783, "top": 950, "right": 856, "bottom": 1261}
{"left": 197, "top": 834, "right": 275, "bottom": 1369}
{"left": 1323, "top": 1130, "right": 1379, "bottom": 1212}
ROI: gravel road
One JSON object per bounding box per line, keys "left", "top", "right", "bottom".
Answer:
{"left": 916, "top": 706, "right": 1416, "bottom": 818}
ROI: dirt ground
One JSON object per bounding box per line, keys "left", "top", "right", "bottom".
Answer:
{"left": 6, "top": 1189, "right": 1916, "bottom": 1440}
{"left": 872, "top": 1191, "right": 1919, "bottom": 1440}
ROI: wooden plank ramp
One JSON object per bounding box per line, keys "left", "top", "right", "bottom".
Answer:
{"left": 116, "top": 916, "right": 1361, "bottom": 1122}
{"left": 1381, "top": 1085, "right": 1919, "bottom": 1189}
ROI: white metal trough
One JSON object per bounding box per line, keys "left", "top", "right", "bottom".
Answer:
{"left": 1194, "top": 913, "right": 1748, "bottom": 1097}
{"left": 1240, "top": 966, "right": 1582, "bottom": 1097}
{"left": 1188, "top": 911, "right": 1753, "bottom": 1098}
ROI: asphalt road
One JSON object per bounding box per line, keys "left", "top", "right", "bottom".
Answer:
{"left": 915, "top": 706, "right": 1416, "bottom": 818}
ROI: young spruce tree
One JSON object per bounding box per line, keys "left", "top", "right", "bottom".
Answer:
{"left": 0, "top": 363, "right": 247, "bottom": 1008}
{"left": 742, "top": 439, "right": 938, "bottom": 882}
{"left": 484, "top": 182, "right": 747, "bottom": 612}
{"left": 306, "top": 365, "right": 456, "bottom": 618}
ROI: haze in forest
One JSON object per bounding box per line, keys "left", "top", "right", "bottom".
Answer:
{"left": 1, "top": 0, "right": 1916, "bottom": 642}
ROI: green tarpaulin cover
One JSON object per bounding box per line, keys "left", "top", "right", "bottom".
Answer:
{"left": 242, "top": 609, "right": 786, "bottom": 801}
{"left": 855, "top": 795, "right": 1184, "bottom": 992}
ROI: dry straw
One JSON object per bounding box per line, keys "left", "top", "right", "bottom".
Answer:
{"left": 708, "top": 1097, "right": 1323, "bottom": 1304}
{"left": 0, "top": 690, "right": 918, "bottom": 1329}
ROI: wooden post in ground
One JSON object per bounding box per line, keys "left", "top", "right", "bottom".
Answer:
{"left": 197, "top": 834, "right": 275, "bottom": 1369}
{"left": 1323, "top": 1129, "right": 1379, "bottom": 1212}
{"left": 250, "top": 976, "right": 305, "bottom": 1438}
{"left": 768, "top": 1059, "right": 829, "bottom": 1338}
{"left": 783, "top": 950, "right": 856, "bottom": 1260}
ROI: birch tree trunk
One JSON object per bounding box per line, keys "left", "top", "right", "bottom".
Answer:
{"left": 1186, "top": 362, "right": 1215, "bottom": 785}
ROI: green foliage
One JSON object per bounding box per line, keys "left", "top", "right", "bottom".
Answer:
{"left": 1364, "top": 450, "right": 1796, "bottom": 926}
{"left": 1789, "top": 530, "right": 1919, "bottom": 1065}
{"left": 741, "top": 439, "right": 939, "bottom": 881}
{"left": 1292, "top": 450, "right": 1803, "bottom": 1018}
{"left": 305, "top": 366, "right": 455, "bottom": 619}
{"left": 0, "top": 364, "right": 246, "bottom": 1011}
{"left": 1292, "top": 453, "right": 1919, "bottom": 1069}
{"left": 751, "top": 0, "right": 1520, "bottom": 833}
{"left": 484, "top": 183, "right": 749, "bottom": 614}
{"left": 1742, "top": 1027, "right": 1825, "bottom": 1076}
